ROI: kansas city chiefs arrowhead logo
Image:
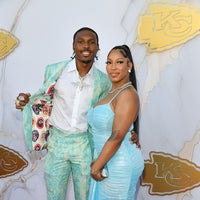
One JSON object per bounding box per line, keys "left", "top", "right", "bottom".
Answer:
{"left": 0, "top": 145, "right": 28, "bottom": 178}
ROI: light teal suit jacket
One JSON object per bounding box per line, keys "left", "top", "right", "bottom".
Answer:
{"left": 22, "top": 59, "right": 111, "bottom": 150}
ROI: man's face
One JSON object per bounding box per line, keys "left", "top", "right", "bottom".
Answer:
{"left": 73, "top": 30, "right": 99, "bottom": 64}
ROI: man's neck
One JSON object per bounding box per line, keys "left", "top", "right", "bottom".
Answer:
{"left": 75, "top": 60, "right": 94, "bottom": 77}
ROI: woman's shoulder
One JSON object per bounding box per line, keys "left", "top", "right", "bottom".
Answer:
{"left": 117, "top": 86, "right": 139, "bottom": 105}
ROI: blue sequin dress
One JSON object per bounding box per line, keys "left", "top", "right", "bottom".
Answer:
{"left": 87, "top": 91, "right": 144, "bottom": 200}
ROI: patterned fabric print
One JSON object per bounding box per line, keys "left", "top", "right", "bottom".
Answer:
{"left": 44, "top": 127, "right": 92, "bottom": 200}
{"left": 31, "top": 99, "right": 52, "bottom": 151}
{"left": 31, "top": 82, "right": 55, "bottom": 151}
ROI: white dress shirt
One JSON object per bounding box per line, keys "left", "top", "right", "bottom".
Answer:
{"left": 49, "top": 59, "right": 94, "bottom": 133}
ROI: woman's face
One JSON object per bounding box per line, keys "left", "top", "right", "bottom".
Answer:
{"left": 106, "top": 49, "right": 132, "bottom": 84}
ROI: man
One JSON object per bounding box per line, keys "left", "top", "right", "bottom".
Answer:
{"left": 16, "top": 27, "right": 139, "bottom": 200}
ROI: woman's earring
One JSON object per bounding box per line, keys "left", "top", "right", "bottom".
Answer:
{"left": 128, "top": 69, "right": 131, "bottom": 73}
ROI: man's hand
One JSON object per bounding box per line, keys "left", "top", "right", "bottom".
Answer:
{"left": 130, "top": 130, "right": 141, "bottom": 148}
{"left": 15, "top": 93, "right": 31, "bottom": 110}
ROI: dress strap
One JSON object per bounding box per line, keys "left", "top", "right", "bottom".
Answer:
{"left": 108, "top": 82, "right": 132, "bottom": 104}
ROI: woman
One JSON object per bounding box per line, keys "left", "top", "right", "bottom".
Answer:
{"left": 87, "top": 45, "right": 144, "bottom": 200}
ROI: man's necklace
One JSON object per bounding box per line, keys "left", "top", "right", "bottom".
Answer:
{"left": 108, "top": 81, "right": 132, "bottom": 94}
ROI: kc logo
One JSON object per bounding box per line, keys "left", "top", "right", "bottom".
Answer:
{"left": 136, "top": 2, "right": 200, "bottom": 52}
{"left": 154, "top": 10, "right": 192, "bottom": 37}
{"left": 0, "top": 29, "right": 19, "bottom": 60}
{"left": 141, "top": 151, "right": 200, "bottom": 196}
{"left": 0, "top": 145, "right": 28, "bottom": 178}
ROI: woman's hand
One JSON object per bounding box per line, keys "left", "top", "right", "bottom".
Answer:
{"left": 15, "top": 93, "right": 31, "bottom": 110}
{"left": 90, "top": 162, "right": 106, "bottom": 181}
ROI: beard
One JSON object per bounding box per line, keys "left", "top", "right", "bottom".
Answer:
{"left": 81, "top": 59, "right": 93, "bottom": 64}
{"left": 74, "top": 54, "right": 95, "bottom": 64}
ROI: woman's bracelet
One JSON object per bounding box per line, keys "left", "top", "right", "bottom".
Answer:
{"left": 90, "top": 168, "right": 108, "bottom": 178}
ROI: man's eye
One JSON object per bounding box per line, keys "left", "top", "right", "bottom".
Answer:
{"left": 89, "top": 41, "right": 95, "bottom": 44}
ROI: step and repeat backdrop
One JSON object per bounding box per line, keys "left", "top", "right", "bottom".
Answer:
{"left": 0, "top": 0, "right": 200, "bottom": 199}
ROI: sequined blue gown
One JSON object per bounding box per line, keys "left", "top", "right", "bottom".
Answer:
{"left": 87, "top": 101, "right": 144, "bottom": 200}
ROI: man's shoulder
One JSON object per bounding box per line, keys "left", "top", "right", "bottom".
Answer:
{"left": 93, "top": 67, "right": 108, "bottom": 77}
{"left": 46, "top": 59, "right": 71, "bottom": 68}
{"left": 44, "top": 59, "right": 72, "bottom": 75}
{"left": 93, "top": 67, "right": 111, "bottom": 89}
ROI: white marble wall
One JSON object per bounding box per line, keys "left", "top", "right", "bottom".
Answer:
{"left": 1, "top": 0, "right": 200, "bottom": 200}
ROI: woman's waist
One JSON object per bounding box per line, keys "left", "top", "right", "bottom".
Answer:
{"left": 93, "top": 131, "right": 131, "bottom": 141}
{"left": 93, "top": 134, "right": 135, "bottom": 151}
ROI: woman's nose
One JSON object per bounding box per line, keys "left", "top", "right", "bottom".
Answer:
{"left": 110, "top": 63, "right": 117, "bottom": 69}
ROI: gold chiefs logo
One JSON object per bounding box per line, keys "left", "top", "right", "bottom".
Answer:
{"left": 0, "top": 145, "right": 28, "bottom": 178}
{"left": 141, "top": 151, "right": 200, "bottom": 196}
{"left": 0, "top": 29, "right": 19, "bottom": 60}
{"left": 136, "top": 2, "right": 200, "bottom": 52}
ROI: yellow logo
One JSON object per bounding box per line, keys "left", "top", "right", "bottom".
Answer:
{"left": 136, "top": 2, "right": 200, "bottom": 52}
{"left": 141, "top": 151, "right": 200, "bottom": 195}
{"left": 0, "top": 29, "right": 19, "bottom": 60}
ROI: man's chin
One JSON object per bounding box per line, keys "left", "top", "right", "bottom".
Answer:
{"left": 82, "top": 59, "right": 92, "bottom": 64}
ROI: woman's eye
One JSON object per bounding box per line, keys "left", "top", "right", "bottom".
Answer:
{"left": 106, "top": 61, "right": 111, "bottom": 64}
{"left": 117, "top": 61, "right": 124, "bottom": 64}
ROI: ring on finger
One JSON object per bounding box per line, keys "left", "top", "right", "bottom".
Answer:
{"left": 18, "top": 95, "right": 25, "bottom": 101}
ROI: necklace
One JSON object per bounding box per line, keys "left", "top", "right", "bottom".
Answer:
{"left": 108, "top": 81, "right": 132, "bottom": 94}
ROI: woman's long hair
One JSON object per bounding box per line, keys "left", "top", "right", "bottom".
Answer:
{"left": 108, "top": 45, "right": 139, "bottom": 135}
